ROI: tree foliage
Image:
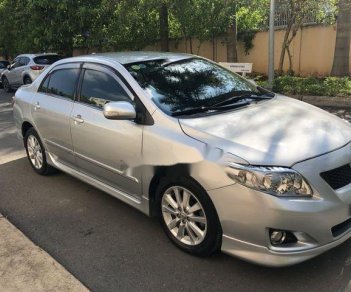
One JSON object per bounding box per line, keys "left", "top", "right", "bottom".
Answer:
{"left": 0, "top": 0, "right": 270, "bottom": 59}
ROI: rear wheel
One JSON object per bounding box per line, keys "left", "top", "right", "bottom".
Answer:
{"left": 157, "top": 177, "right": 222, "bottom": 256}
{"left": 2, "top": 77, "right": 12, "bottom": 92}
{"left": 23, "top": 76, "right": 32, "bottom": 85}
{"left": 24, "top": 128, "right": 56, "bottom": 175}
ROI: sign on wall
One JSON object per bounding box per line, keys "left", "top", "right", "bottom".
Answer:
{"left": 219, "top": 62, "right": 253, "bottom": 76}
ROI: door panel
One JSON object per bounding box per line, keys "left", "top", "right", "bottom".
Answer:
{"left": 31, "top": 64, "right": 81, "bottom": 167}
{"left": 70, "top": 103, "right": 143, "bottom": 197}
{"left": 32, "top": 94, "right": 75, "bottom": 166}
{"left": 70, "top": 64, "right": 143, "bottom": 197}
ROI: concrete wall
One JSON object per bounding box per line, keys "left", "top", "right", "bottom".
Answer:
{"left": 238, "top": 25, "right": 342, "bottom": 77}
{"left": 73, "top": 24, "right": 351, "bottom": 77}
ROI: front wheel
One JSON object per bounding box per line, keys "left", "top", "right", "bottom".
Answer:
{"left": 2, "top": 77, "right": 12, "bottom": 92}
{"left": 24, "top": 128, "right": 56, "bottom": 175}
{"left": 157, "top": 177, "right": 222, "bottom": 256}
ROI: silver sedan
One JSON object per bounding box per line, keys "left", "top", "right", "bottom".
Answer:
{"left": 13, "top": 52, "right": 351, "bottom": 266}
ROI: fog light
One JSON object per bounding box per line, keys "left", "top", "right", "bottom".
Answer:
{"left": 270, "top": 230, "right": 286, "bottom": 245}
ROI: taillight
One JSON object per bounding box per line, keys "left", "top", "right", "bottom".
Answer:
{"left": 30, "top": 65, "right": 45, "bottom": 70}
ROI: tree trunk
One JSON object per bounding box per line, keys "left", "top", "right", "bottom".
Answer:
{"left": 159, "top": 2, "right": 169, "bottom": 52}
{"left": 226, "top": 17, "right": 238, "bottom": 62}
{"left": 278, "top": 24, "right": 293, "bottom": 75}
{"left": 212, "top": 35, "right": 216, "bottom": 61}
{"left": 189, "top": 37, "right": 193, "bottom": 54}
{"left": 331, "top": 0, "right": 351, "bottom": 77}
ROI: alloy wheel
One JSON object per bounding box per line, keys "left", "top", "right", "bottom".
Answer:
{"left": 27, "top": 134, "right": 43, "bottom": 169}
{"left": 161, "top": 186, "right": 207, "bottom": 246}
{"left": 3, "top": 78, "right": 9, "bottom": 91}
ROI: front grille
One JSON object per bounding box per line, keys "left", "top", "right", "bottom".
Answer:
{"left": 320, "top": 164, "right": 351, "bottom": 190}
{"left": 332, "top": 218, "right": 351, "bottom": 237}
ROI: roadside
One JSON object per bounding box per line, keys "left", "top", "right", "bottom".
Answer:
{"left": 0, "top": 213, "right": 88, "bottom": 292}
{"left": 0, "top": 92, "right": 88, "bottom": 292}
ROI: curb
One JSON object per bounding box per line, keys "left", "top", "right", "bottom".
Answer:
{"left": 0, "top": 214, "right": 89, "bottom": 292}
{"left": 290, "top": 95, "right": 351, "bottom": 108}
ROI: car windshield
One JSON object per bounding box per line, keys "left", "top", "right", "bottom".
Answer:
{"left": 124, "top": 58, "right": 265, "bottom": 116}
{"left": 33, "top": 55, "right": 61, "bottom": 65}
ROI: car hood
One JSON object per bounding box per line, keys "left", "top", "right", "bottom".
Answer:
{"left": 179, "top": 95, "right": 351, "bottom": 166}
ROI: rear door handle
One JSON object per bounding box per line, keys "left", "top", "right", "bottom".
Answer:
{"left": 72, "top": 114, "right": 84, "bottom": 124}
{"left": 33, "top": 102, "right": 40, "bottom": 110}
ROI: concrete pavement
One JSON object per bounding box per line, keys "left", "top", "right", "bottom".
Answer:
{"left": 0, "top": 213, "right": 88, "bottom": 292}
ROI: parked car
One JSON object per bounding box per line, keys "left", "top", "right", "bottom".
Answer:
{"left": 2, "top": 53, "right": 61, "bottom": 92}
{"left": 0, "top": 60, "right": 10, "bottom": 86}
{"left": 13, "top": 52, "right": 351, "bottom": 267}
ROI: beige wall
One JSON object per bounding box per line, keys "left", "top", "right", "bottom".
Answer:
{"left": 74, "top": 25, "right": 351, "bottom": 77}
{"left": 238, "top": 25, "right": 343, "bottom": 76}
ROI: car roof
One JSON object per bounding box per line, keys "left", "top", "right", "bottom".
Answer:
{"left": 16, "top": 53, "right": 58, "bottom": 58}
{"left": 68, "top": 51, "right": 194, "bottom": 65}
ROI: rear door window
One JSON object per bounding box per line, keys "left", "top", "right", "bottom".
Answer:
{"left": 20, "top": 57, "right": 30, "bottom": 66}
{"left": 46, "top": 69, "right": 80, "bottom": 100}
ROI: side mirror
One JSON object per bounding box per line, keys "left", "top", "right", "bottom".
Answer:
{"left": 7, "top": 65, "right": 11, "bottom": 70}
{"left": 103, "top": 101, "right": 136, "bottom": 120}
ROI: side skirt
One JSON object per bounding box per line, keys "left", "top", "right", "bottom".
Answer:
{"left": 46, "top": 152, "right": 150, "bottom": 216}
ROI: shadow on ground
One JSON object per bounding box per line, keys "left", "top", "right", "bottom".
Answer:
{"left": 0, "top": 157, "right": 351, "bottom": 291}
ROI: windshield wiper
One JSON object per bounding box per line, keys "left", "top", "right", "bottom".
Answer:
{"left": 208, "top": 92, "right": 272, "bottom": 108}
{"left": 171, "top": 89, "right": 275, "bottom": 117}
{"left": 171, "top": 100, "right": 251, "bottom": 117}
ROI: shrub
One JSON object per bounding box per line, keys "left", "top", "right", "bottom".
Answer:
{"left": 260, "top": 76, "right": 351, "bottom": 97}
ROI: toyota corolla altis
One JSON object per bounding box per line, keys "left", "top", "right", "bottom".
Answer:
{"left": 13, "top": 52, "right": 351, "bottom": 266}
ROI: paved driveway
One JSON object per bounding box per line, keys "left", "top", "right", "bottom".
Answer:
{"left": 1, "top": 90, "right": 351, "bottom": 291}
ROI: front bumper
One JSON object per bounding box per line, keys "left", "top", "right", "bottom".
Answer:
{"left": 221, "top": 230, "right": 351, "bottom": 267}
{"left": 208, "top": 142, "right": 351, "bottom": 267}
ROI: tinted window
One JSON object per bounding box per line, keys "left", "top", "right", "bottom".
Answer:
{"left": 47, "top": 69, "right": 79, "bottom": 100}
{"left": 20, "top": 57, "right": 30, "bottom": 66}
{"left": 39, "top": 76, "right": 50, "bottom": 93}
{"left": 11, "top": 58, "right": 20, "bottom": 69}
{"left": 34, "top": 55, "right": 61, "bottom": 65}
{"left": 125, "top": 58, "right": 260, "bottom": 115}
{"left": 80, "top": 69, "right": 130, "bottom": 109}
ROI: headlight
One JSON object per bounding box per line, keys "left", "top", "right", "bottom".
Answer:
{"left": 226, "top": 163, "right": 312, "bottom": 197}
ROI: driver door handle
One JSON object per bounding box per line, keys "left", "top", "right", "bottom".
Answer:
{"left": 72, "top": 114, "right": 84, "bottom": 124}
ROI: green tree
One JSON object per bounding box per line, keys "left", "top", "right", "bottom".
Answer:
{"left": 277, "top": 0, "right": 336, "bottom": 75}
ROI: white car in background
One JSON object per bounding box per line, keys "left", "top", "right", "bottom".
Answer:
{"left": 2, "top": 53, "right": 61, "bottom": 92}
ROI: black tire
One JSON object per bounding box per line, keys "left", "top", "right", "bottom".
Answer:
{"left": 156, "top": 176, "right": 222, "bottom": 256}
{"left": 23, "top": 76, "right": 32, "bottom": 85}
{"left": 24, "top": 127, "right": 56, "bottom": 175}
{"left": 2, "top": 76, "right": 12, "bottom": 92}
